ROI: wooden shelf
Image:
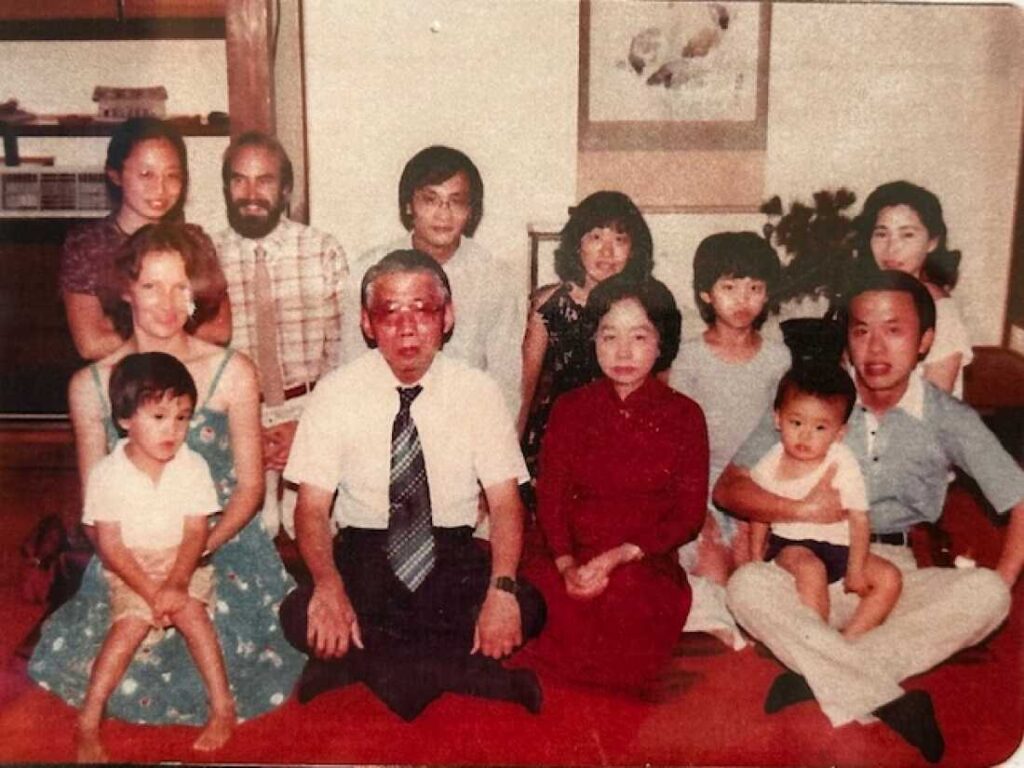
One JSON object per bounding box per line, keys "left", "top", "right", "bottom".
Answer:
{"left": 0, "top": 0, "right": 225, "bottom": 38}
{"left": 0, "top": 16, "right": 223, "bottom": 40}
{"left": 1, "top": 116, "right": 229, "bottom": 137}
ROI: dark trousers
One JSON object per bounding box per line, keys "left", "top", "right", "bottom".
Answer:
{"left": 279, "top": 527, "right": 546, "bottom": 718}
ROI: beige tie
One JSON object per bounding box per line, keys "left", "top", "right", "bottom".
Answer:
{"left": 254, "top": 243, "right": 285, "bottom": 406}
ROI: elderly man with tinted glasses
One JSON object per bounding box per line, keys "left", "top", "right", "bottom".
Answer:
{"left": 280, "top": 249, "right": 545, "bottom": 721}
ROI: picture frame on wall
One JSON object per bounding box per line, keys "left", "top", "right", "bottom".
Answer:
{"left": 579, "top": 0, "right": 771, "bottom": 151}
{"left": 577, "top": 0, "right": 772, "bottom": 212}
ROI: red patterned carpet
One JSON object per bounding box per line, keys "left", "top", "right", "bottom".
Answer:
{"left": 0, "top": 482, "right": 1021, "bottom": 766}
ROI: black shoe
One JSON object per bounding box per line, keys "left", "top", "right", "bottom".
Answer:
{"left": 448, "top": 657, "right": 543, "bottom": 715}
{"left": 296, "top": 658, "right": 355, "bottom": 704}
{"left": 873, "top": 690, "right": 945, "bottom": 764}
{"left": 510, "top": 668, "right": 543, "bottom": 715}
{"left": 764, "top": 671, "right": 814, "bottom": 714}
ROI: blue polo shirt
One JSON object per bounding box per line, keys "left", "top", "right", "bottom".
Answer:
{"left": 732, "top": 374, "right": 1024, "bottom": 534}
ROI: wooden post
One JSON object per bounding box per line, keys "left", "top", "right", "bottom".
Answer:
{"left": 225, "top": 0, "right": 273, "bottom": 136}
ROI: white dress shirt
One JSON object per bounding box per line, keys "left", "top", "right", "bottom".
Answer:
{"left": 285, "top": 351, "right": 528, "bottom": 529}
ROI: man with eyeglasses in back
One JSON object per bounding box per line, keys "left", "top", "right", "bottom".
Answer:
{"left": 281, "top": 249, "right": 545, "bottom": 720}
{"left": 341, "top": 145, "right": 524, "bottom": 415}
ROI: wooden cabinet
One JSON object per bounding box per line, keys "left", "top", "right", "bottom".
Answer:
{"left": 0, "top": 220, "right": 84, "bottom": 417}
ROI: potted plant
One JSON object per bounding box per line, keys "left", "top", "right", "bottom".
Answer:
{"left": 761, "top": 188, "right": 864, "bottom": 366}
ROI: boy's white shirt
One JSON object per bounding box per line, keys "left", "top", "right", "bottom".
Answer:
{"left": 83, "top": 439, "right": 220, "bottom": 550}
{"left": 750, "top": 441, "right": 868, "bottom": 546}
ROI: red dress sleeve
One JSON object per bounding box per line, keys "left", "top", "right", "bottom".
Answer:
{"left": 535, "top": 395, "right": 577, "bottom": 559}
{"left": 628, "top": 397, "right": 709, "bottom": 556}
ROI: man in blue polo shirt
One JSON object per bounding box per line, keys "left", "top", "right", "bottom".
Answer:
{"left": 715, "top": 270, "right": 1024, "bottom": 763}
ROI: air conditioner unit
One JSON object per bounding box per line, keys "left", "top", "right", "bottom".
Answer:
{"left": 0, "top": 167, "right": 110, "bottom": 218}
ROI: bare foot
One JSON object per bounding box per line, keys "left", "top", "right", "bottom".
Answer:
{"left": 75, "top": 724, "right": 109, "bottom": 763}
{"left": 192, "top": 708, "right": 235, "bottom": 752}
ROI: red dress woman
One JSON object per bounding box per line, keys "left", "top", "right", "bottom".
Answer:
{"left": 521, "top": 275, "right": 708, "bottom": 692}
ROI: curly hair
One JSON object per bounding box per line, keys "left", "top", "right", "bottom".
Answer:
{"left": 100, "top": 223, "right": 227, "bottom": 339}
{"left": 554, "top": 191, "right": 654, "bottom": 287}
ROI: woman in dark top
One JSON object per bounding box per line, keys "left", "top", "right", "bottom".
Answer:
{"left": 518, "top": 191, "right": 655, "bottom": 480}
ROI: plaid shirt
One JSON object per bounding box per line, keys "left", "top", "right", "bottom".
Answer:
{"left": 216, "top": 218, "right": 348, "bottom": 390}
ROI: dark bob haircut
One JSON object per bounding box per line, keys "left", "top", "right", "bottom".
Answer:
{"left": 100, "top": 223, "right": 227, "bottom": 340}
{"left": 105, "top": 117, "right": 188, "bottom": 222}
{"left": 109, "top": 351, "right": 197, "bottom": 435}
{"left": 554, "top": 191, "right": 654, "bottom": 287}
{"left": 398, "top": 146, "right": 484, "bottom": 237}
{"left": 586, "top": 274, "right": 681, "bottom": 374}
{"left": 692, "top": 231, "right": 780, "bottom": 328}
{"left": 854, "top": 180, "right": 960, "bottom": 290}
{"left": 221, "top": 130, "right": 294, "bottom": 194}
{"left": 839, "top": 268, "right": 937, "bottom": 342}
{"left": 359, "top": 249, "right": 454, "bottom": 349}
{"left": 773, "top": 364, "right": 857, "bottom": 423}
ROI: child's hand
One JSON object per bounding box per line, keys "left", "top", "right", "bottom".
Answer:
{"left": 153, "top": 585, "right": 189, "bottom": 622}
{"left": 844, "top": 569, "right": 868, "bottom": 596}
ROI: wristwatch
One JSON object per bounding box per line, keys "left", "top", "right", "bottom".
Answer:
{"left": 491, "top": 576, "right": 520, "bottom": 595}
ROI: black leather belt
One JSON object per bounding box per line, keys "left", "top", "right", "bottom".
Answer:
{"left": 282, "top": 381, "right": 316, "bottom": 400}
{"left": 869, "top": 531, "right": 910, "bottom": 547}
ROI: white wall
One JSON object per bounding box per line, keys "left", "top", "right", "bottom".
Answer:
{"left": 304, "top": 0, "right": 579, "bottom": 295}
{"left": 4, "top": 3, "right": 1020, "bottom": 345}
{"left": 304, "top": 0, "right": 1024, "bottom": 346}
{"left": 2, "top": 39, "right": 230, "bottom": 229}
{"left": 764, "top": 3, "right": 1023, "bottom": 345}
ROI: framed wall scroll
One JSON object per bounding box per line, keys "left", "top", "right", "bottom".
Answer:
{"left": 578, "top": 0, "right": 771, "bottom": 211}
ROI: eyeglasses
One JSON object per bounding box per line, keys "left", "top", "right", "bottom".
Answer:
{"left": 369, "top": 300, "right": 444, "bottom": 327}
{"left": 413, "top": 190, "right": 471, "bottom": 215}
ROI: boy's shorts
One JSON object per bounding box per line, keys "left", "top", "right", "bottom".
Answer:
{"left": 765, "top": 534, "right": 849, "bottom": 583}
{"left": 104, "top": 546, "right": 215, "bottom": 627}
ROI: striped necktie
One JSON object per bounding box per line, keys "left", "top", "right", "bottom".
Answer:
{"left": 387, "top": 385, "right": 435, "bottom": 591}
{"left": 253, "top": 243, "right": 285, "bottom": 406}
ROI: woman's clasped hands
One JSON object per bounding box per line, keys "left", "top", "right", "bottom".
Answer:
{"left": 557, "top": 543, "right": 643, "bottom": 600}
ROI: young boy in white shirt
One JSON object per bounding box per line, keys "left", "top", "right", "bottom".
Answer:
{"left": 76, "top": 352, "right": 233, "bottom": 762}
{"left": 750, "top": 365, "right": 902, "bottom": 638}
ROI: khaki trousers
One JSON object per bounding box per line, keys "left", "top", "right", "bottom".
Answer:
{"left": 727, "top": 544, "right": 1011, "bottom": 726}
